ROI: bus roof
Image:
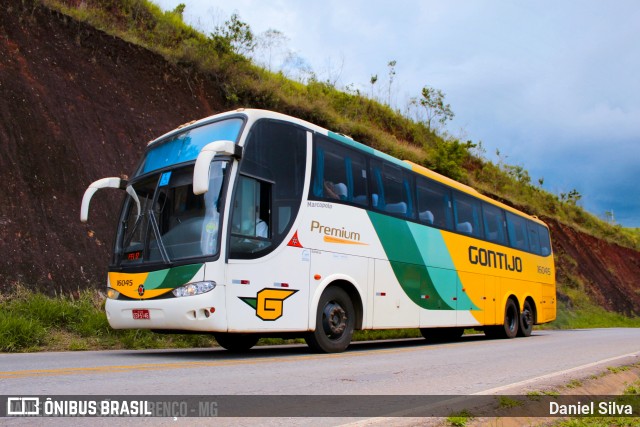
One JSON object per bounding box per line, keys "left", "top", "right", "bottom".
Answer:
{"left": 151, "top": 108, "right": 548, "bottom": 228}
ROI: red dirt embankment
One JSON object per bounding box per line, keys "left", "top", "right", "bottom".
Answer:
{"left": 0, "top": 3, "right": 223, "bottom": 291}
{"left": 549, "top": 221, "right": 640, "bottom": 315}
{"left": 1, "top": 3, "right": 639, "bottom": 315}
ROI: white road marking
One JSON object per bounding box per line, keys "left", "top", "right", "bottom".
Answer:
{"left": 472, "top": 351, "right": 639, "bottom": 395}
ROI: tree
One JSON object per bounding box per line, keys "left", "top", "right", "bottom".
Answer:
{"left": 256, "top": 29, "right": 288, "bottom": 72}
{"left": 370, "top": 74, "right": 378, "bottom": 99}
{"left": 172, "top": 3, "right": 185, "bottom": 17}
{"left": 604, "top": 210, "right": 616, "bottom": 224}
{"left": 211, "top": 12, "right": 256, "bottom": 56}
{"left": 431, "top": 139, "right": 475, "bottom": 181}
{"left": 559, "top": 189, "right": 582, "bottom": 205}
{"left": 419, "top": 85, "right": 454, "bottom": 130}
{"left": 387, "top": 60, "right": 396, "bottom": 107}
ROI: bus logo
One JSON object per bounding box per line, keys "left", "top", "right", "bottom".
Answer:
{"left": 240, "top": 288, "right": 298, "bottom": 321}
{"left": 310, "top": 220, "right": 368, "bottom": 245}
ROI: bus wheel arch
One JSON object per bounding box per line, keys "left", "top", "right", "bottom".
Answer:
{"left": 305, "top": 281, "right": 361, "bottom": 353}
{"left": 486, "top": 295, "right": 519, "bottom": 339}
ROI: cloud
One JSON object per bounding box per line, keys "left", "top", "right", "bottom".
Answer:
{"left": 153, "top": 0, "right": 640, "bottom": 226}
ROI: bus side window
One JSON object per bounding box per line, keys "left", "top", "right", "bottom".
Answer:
{"left": 230, "top": 175, "right": 272, "bottom": 255}
{"left": 370, "top": 161, "right": 414, "bottom": 219}
{"left": 527, "top": 220, "right": 541, "bottom": 255}
{"left": 350, "top": 157, "right": 369, "bottom": 206}
{"left": 416, "top": 176, "right": 452, "bottom": 230}
{"left": 452, "top": 191, "right": 483, "bottom": 239}
{"left": 538, "top": 224, "right": 552, "bottom": 256}
{"left": 312, "top": 136, "right": 368, "bottom": 206}
{"left": 505, "top": 212, "right": 530, "bottom": 252}
{"left": 482, "top": 203, "right": 507, "bottom": 245}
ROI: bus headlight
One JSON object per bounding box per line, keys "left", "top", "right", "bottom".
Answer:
{"left": 172, "top": 281, "right": 216, "bottom": 298}
{"left": 107, "top": 288, "right": 120, "bottom": 299}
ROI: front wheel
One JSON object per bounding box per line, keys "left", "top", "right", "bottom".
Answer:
{"left": 305, "top": 287, "right": 355, "bottom": 353}
{"left": 214, "top": 333, "right": 260, "bottom": 352}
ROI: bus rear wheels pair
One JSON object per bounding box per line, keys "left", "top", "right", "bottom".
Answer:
{"left": 305, "top": 287, "right": 355, "bottom": 353}
{"left": 485, "top": 298, "right": 534, "bottom": 339}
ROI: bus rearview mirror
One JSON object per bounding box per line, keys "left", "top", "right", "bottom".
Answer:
{"left": 80, "top": 177, "right": 126, "bottom": 223}
{"left": 193, "top": 140, "right": 242, "bottom": 195}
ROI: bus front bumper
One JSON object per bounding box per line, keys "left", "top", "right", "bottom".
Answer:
{"left": 105, "top": 286, "right": 227, "bottom": 332}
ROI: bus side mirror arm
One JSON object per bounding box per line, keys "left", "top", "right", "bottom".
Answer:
{"left": 80, "top": 177, "right": 134, "bottom": 223}
{"left": 193, "top": 140, "right": 242, "bottom": 195}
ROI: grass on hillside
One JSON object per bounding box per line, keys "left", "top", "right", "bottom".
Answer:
{"left": 1, "top": 285, "right": 638, "bottom": 353}
{"left": 36, "top": 0, "right": 639, "bottom": 250}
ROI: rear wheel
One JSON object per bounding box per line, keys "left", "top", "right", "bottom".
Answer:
{"left": 214, "top": 333, "right": 260, "bottom": 352}
{"left": 517, "top": 300, "right": 534, "bottom": 337}
{"left": 485, "top": 298, "right": 519, "bottom": 339}
{"left": 420, "top": 327, "right": 464, "bottom": 343}
{"left": 305, "top": 287, "right": 355, "bottom": 353}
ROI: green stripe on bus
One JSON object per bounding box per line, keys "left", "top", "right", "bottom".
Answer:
{"left": 158, "top": 263, "right": 204, "bottom": 288}
{"left": 143, "top": 264, "right": 203, "bottom": 289}
{"left": 368, "top": 212, "right": 479, "bottom": 311}
{"left": 368, "top": 212, "right": 453, "bottom": 310}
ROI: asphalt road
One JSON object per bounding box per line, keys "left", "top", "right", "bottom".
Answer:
{"left": 2, "top": 328, "right": 640, "bottom": 395}
{"left": 1, "top": 328, "right": 639, "bottom": 424}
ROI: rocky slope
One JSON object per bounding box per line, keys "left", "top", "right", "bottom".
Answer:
{"left": 1, "top": 2, "right": 638, "bottom": 315}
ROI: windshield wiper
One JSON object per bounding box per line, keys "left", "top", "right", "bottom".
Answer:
{"left": 126, "top": 184, "right": 141, "bottom": 221}
{"left": 122, "top": 212, "right": 144, "bottom": 250}
{"left": 148, "top": 210, "right": 172, "bottom": 265}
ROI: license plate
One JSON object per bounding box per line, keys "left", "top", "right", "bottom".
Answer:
{"left": 132, "top": 309, "right": 150, "bottom": 320}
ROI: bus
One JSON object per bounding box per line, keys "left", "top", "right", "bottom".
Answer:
{"left": 81, "top": 108, "right": 555, "bottom": 353}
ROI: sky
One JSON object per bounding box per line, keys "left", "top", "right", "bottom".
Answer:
{"left": 154, "top": 0, "right": 640, "bottom": 227}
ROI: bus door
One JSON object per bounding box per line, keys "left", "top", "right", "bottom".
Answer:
{"left": 224, "top": 173, "right": 310, "bottom": 332}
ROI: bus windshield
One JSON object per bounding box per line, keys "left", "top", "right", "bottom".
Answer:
{"left": 135, "top": 117, "right": 243, "bottom": 177}
{"left": 114, "top": 161, "right": 228, "bottom": 266}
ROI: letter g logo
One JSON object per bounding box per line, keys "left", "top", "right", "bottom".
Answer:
{"left": 240, "top": 288, "right": 298, "bottom": 321}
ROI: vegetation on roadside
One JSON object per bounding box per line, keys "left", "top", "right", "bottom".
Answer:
{"left": 550, "top": 378, "right": 640, "bottom": 427}
{"left": 0, "top": 285, "right": 215, "bottom": 352}
{"left": 36, "top": 0, "right": 638, "bottom": 251}
{"left": 1, "top": 285, "right": 638, "bottom": 353}
{"left": 0, "top": 285, "right": 426, "bottom": 352}
{"left": 446, "top": 409, "right": 474, "bottom": 427}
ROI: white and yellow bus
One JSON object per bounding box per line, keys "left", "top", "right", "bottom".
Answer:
{"left": 81, "top": 109, "right": 555, "bottom": 353}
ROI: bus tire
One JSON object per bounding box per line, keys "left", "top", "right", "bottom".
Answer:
{"left": 214, "top": 333, "right": 259, "bottom": 352}
{"left": 305, "top": 287, "right": 355, "bottom": 353}
{"left": 485, "top": 298, "right": 519, "bottom": 339}
{"left": 420, "top": 327, "right": 464, "bottom": 343}
{"left": 517, "top": 300, "right": 534, "bottom": 337}
{"left": 501, "top": 298, "right": 519, "bottom": 338}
